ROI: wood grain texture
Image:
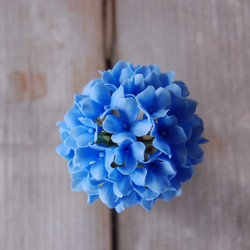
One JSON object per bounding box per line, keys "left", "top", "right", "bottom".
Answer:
{"left": 115, "top": 0, "right": 250, "bottom": 249}
{"left": 0, "top": 1, "right": 111, "bottom": 250}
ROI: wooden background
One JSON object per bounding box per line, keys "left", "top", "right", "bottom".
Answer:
{"left": 0, "top": 0, "right": 250, "bottom": 250}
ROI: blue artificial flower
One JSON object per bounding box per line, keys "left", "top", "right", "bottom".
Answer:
{"left": 56, "top": 61, "right": 208, "bottom": 212}
{"left": 103, "top": 97, "right": 151, "bottom": 142}
{"left": 136, "top": 86, "right": 171, "bottom": 120}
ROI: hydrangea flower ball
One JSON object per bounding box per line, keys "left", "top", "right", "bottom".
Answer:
{"left": 56, "top": 61, "right": 208, "bottom": 212}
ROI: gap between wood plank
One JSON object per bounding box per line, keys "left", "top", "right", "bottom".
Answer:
{"left": 102, "top": 0, "right": 116, "bottom": 64}
{"left": 102, "top": 1, "right": 118, "bottom": 250}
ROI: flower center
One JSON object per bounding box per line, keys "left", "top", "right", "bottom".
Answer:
{"left": 161, "top": 130, "right": 167, "bottom": 136}
{"left": 125, "top": 149, "right": 130, "bottom": 154}
{"left": 123, "top": 123, "right": 129, "bottom": 130}
{"left": 99, "top": 152, "right": 105, "bottom": 158}
{"left": 150, "top": 164, "right": 156, "bottom": 170}
{"left": 88, "top": 128, "right": 95, "bottom": 134}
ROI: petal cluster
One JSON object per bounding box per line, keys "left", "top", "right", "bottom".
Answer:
{"left": 56, "top": 61, "right": 207, "bottom": 212}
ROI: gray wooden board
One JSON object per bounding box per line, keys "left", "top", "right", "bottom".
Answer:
{"left": 0, "top": 1, "right": 111, "bottom": 250}
{"left": 1, "top": 0, "right": 250, "bottom": 249}
{"left": 115, "top": 0, "right": 250, "bottom": 249}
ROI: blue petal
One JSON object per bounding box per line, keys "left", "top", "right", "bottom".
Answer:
{"left": 71, "top": 178, "right": 83, "bottom": 191}
{"left": 81, "top": 98, "right": 103, "bottom": 119}
{"left": 166, "top": 83, "right": 182, "bottom": 96}
{"left": 115, "top": 203, "right": 125, "bottom": 213}
{"left": 56, "top": 143, "right": 74, "bottom": 160}
{"left": 150, "top": 109, "right": 168, "bottom": 119}
{"left": 111, "top": 132, "right": 136, "bottom": 144}
{"left": 71, "top": 126, "right": 88, "bottom": 138}
{"left": 110, "top": 86, "right": 125, "bottom": 107}
{"left": 71, "top": 168, "right": 88, "bottom": 179}
{"left": 146, "top": 169, "right": 170, "bottom": 193}
{"left": 179, "top": 99, "right": 197, "bottom": 124}
{"left": 174, "top": 81, "right": 189, "bottom": 97}
{"left": 56, "top": 121, "right": 69, "bottom": 131}
{"left": 108, "top": 168, "right": 122, "bottom": 182}
{"left": 134, "top": 66, "right": 151, "bottom": 77}
{"left": 102, "top": 71, "right": 118, "bottom": 87}
{"left": 130, "top": 119, "right": 152, "bottom": 137}
{"left": 130, "top": 167, "right": 147, "bottom": 186}
{"left": 171, "top": 145, "right": 187, "bottom": 167}
{"left": 118, "top": 97, "right": 139, "bottom": 123}
{"left": 103, "top": 115, "right": 123, "bottom": 134}
{"left": 121, "top": 191, "right": 138, "bottom": 207}
{"left": 133, "top": 184, "right": 147, "bottom": 195}
{"left": 125, "top": 154, "right": 138, "bottom": 173}
{"left": 160, "top": 71, "right": 175, "bottom": 87}
{"left": 155, "top": 87, "right": 171, "bottom": 110}
{"left": 191, "top": 125, "right": 204, "bottom": 140}
{"left": 67, "top": 160, "right": 73, "bottom": 175}
{"left": 152, "top": 136, "right": 172, "bottom": 156}
{"left": 166, "top": 71, "right": 175, "bottom": 83}
{"left": 134, "top": 74, "right": 145, "bottom": 94}
{"left": 176, "top": 165, "right": 195, "bottom": 182}
{"left": 74, "top": 94, "right": 85, "bottom": 107}
{"left": 158, "top": 115, "right": 177, "bottom": 129}
{"left": 106, "top": 200, "right": 120, "bottom": 209}
{"left": 90, "top": 158, "right": 107, "bottom": 180}
{"left": 188, "top": 116, "right": 204, "bottom": 139}
{"left": 64, "top": 135, "right": 77, "bottom": 149}
{"left": 114, "top": 175, "right": 133, "bottom": 197}
{"left": 104, "top": 83, "right": 117, "bottom": 92}
{"left": 87, "top": 194, "right": 99, "bottom": 204}
{"left": 79, "top": 118, "right": 95, "bottom": 128}
{"left": 113, "top": 181, "right": 123, "bottom": 197}
{"left": 159, "top": 189, "right": 176, "bottom": 201}
{"left": 117, "top": 166, "right": 131, "bottom": 175}
{"left": 90, "top": 83, "right": 111, "bottom": 105}
{"left": 157, "top": 161, "right": 176, "bottom": 178}
{"left": 186, "top": 142, "right": 204, "bottom": 164}
{"left": 112, "top": 61, "right": 129, "bottom": 80}
{"left": 59, "top": 126, "right": 68, "bottom": 135}
{"left": 122, "top": 79, "right": 134, "bottom": 95}
{"left": 198, "top": 137, "right": 209, "bottom": 144}
{"left": 130, "top": 141, "right": 146, "bottom": 161}
{"left": 74, "top": 147, "right": 99, "bottom": 167}
{"left": 76, "top": 133, "right": 94, "bottom": 147}
{"left": 144, "top": 189, "right": 159, "bottom": 201}
{"left": 119, "top": 68, "right": 133, "bottom": 84}
{"left": 82, "top": 79, "right": 98, "bottom": 95}
{"left": 71, "top": 169, "right": 87, "bottom": 191}
{"left": 170, "top": 96, "right": 197, "bottom": 125}
{"left": 170, "top": 178, "right": 182, "bottom": 196}
{"left": 83, "top": 175, "right": 99, "bottom": 194}
{"left": 104, "top": 149, "right": 115, "bottom": 173}
{"left": 115, "top": 147, "right": 125, "bottom": 165}
{"left": 140, "top": 198, "right": 155, "bottom": 211}
{"left": 166, "top": 126, "right": 187, "bottom": 144}
{"left": 136, "top": 85, "right": 155, "bottom": 109}
{"left": 144, "top": 72, "right": 161, "bottom": 89}
{"left": 185, "top": 127, "right": 193, "bottom": 141}
{"left": 99, "top": 182, "right": 118, "bottom": 204}
{"left": 148, "top": 64, "right": 161, "bottom": 75}
{"left": 64, "top": 108, "right": 82, "bottom": 129}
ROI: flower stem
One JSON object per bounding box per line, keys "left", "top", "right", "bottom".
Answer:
{"left": 96, "top": 131, "right": 118, "bottom": 147}
{"left": 95, "top": 118, "right": 103, "bottom": 127}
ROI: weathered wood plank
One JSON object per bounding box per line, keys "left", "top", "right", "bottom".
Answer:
{"left": 115, "top": 0, "right": 250, "bottom": 249}
{"left": 0, "top": 1, "right": 111, "bottom": 250}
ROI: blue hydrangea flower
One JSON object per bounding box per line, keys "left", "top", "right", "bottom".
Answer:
{"left": 56, "top": 61, "right": 208, "bottom": 212}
